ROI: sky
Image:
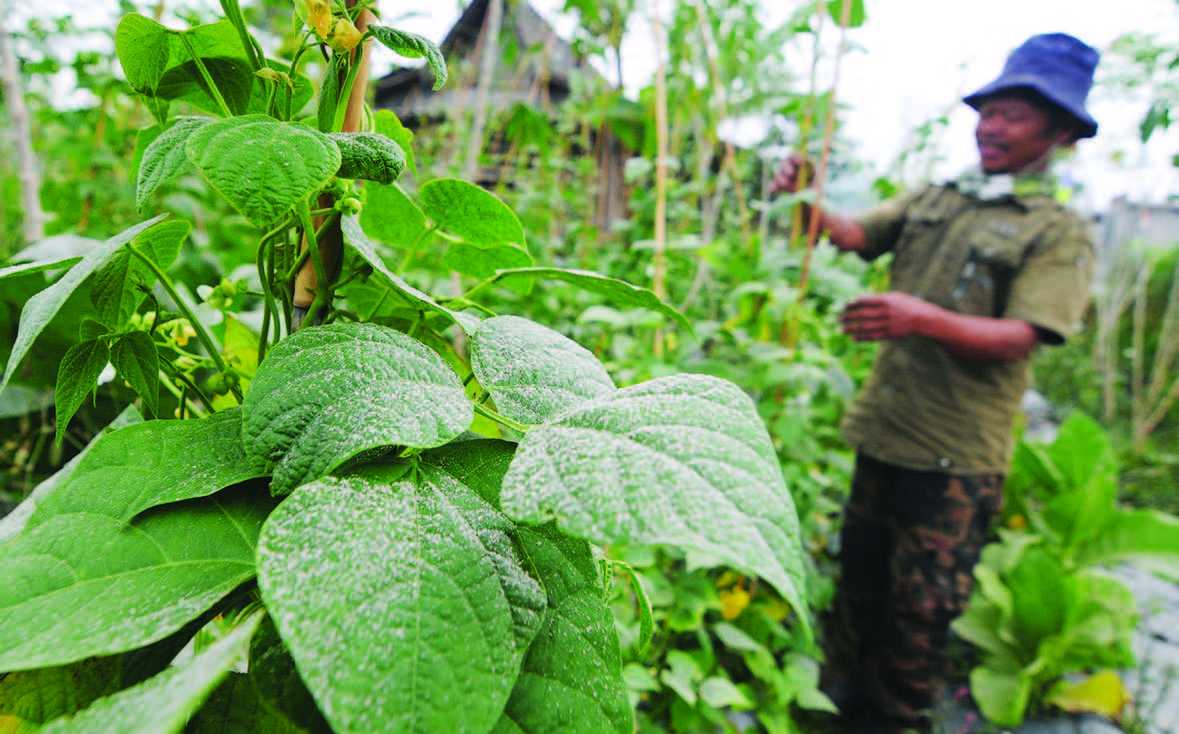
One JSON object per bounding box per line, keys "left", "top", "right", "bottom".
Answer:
{"left": 13, "top": 0, "right": 1179, "bottom": 212}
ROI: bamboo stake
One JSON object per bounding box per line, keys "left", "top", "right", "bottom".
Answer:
{"left": 293, "top": 4, "right": 373, "bottom": 318}
{"left": 0, "top": 8, "right": 45, "bottom": 243}
{"left": 792, "top": 0, "right": 853, "bottom": 313}
{"left": 787, "top": 6, "right": 826, "bottom": 252}
{"left": 650, "top": 0, "right": 670, "bottom": 358}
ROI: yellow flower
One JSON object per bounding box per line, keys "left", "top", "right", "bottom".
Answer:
{"left": 329, "top": 17, "right": 363, "bottom": 53}
{"left": 295, "top": 0, "right": 332, "bottom": 40}
{"left": 719, "top": 586, "right": 751, "bottom": 621}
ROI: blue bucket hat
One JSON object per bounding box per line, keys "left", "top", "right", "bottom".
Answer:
{"left": 964, "top": 33, "right": 1099, "bottom": 139}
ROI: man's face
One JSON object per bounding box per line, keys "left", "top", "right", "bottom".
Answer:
{"left": 975, "top": 95, "right": 1071, "bottom": 174}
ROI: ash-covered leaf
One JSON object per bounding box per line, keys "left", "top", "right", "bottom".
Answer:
{"left": 241, "top": 322, "right": 471, "bottom": 495}
{"left": 329, "top": 132, "right": 405, "bottom": 185}
{"left": 256, "top": 461, "right": 545, "bottom": 734}
{"left": 471, "top": 315, "right": 615, "bottom": 425}
{"left": 185, "top": 115, "right": 340, "bottom": 228}
{"left": 501, "top": 373, "right": 810, "bottom": 634}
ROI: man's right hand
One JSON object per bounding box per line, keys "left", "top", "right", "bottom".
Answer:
{"left": 769, "top": 154, "right": 814, "bottom": 196}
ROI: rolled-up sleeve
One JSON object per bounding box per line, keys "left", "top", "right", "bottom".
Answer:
{"left": 855, "top": 188, "right": 923, "bottom": 261}
{"left": 1004, "top": 214, "right": 1095, "bottom": 345}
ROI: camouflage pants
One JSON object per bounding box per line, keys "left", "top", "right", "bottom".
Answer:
{"left": 823, "top": 453, "right": 1004, "bottom": 733}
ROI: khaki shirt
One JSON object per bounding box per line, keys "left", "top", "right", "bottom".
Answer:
{"left": 841, "top": 181, "right": 1094, "bottom": 475}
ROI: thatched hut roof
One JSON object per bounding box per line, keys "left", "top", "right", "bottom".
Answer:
{"left": 374, "top": 0, "right": 586, "bottom": 121}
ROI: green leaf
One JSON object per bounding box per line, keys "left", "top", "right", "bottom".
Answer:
{"left": 501, "top": 374, "right": 810, "bottom": 634}
{"left": 29, "top": 409, "right": 265, "bottom": 526}
{"left": 0, "top": 658, "right": 123, "bottom": 731}
{"left": 316, "top": 54, "right": 342, "bottom": 133}
{"left": 38, "top": 611, "right": 262, "bottom": 734}
{"left": 359, "top": 183, "right": 427, "bottom": 249}
{"left": 185, "top": 115, "right": 341, "bottom": 228}
{"left": 109, "top": 332, "right": 160, "bottom": 417}
{"left": 443, "top": 241, "right": 532, "bottom": 278}
{"left": 488, "top": 267, "right": 692, "bottom": 331}
{"left": 0, "top": 406, "right": 143, "bottom": 544}
{"left": 1074, "top": 508, "right": 1179, "bottom": 567}
{"left": 419, "top": 440, "right": 632, "bottom": 734}
{"left": 1006, "top": 548, "right": 1074, "bottom": 648}
{"left": 329, "top": 132, "right": 406, "bottom": 185}
{"left": 373, "top": 109, "right": 415, "bottom": 174}
{"left": 419, "top": 178, "right": 525, "bottom": 249}
{"left": 53, "top": 339, "right": 110, "bottom": 447}
{"left": 699, "top": 677, "right": 752, "bottom": 709}
{"left": 241, "top": 322, "right": 471, "bottom": 495}
{"left": 369, "top": 25, "right": 448, "bottom": 91}
{"left": 471, "top": 315, "right": 615, "bottom": 425}
{"left": 339, "top": 215, "right": 468, "bottom": 329}
{"left": 0, "top": 215, "right": 168, "bottom": 395}
{"left": 247, "top": 60, "right": 314, "bottom": 117}
{"left": 0, "top": 490, "right": 272, "bottom": 672}
{"left": 189, "top": 616, "right": 330, "bottom": 734}
{"left": 970, "top": 663, "right": 1032, "bottom": 728}
{"left": 0, "top": 384, "right": 52, "bottom": 419}
{"left": 137, "top": 117, "right": 211, "bottom": 210}
{"left": 115, "top": 16, "right": 253, "bottom": 116}
{"left": 256, "top": 463, "right": 545, "bottom": 734}
{"left": 1048, "top": 412, "right": 1117, "bottom": 490}
{"left": 114, "top": 14, "right": 171, "bottom": 93}
{"left": 90, "top": 219, "right": 190, "bottom": 328}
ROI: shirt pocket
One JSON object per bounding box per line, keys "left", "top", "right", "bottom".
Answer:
{"left": 950, "top": 225, "right": 1030, "bottom": 317}
{"left": 893, "top": 195, "right": 956, "bottom": 290}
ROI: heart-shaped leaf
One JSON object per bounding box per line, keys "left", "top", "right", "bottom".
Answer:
{"left": 373, "top": 109, "right": 416, "bottom": 174}
{"left": 419, "top": 178, "right": 525, "bottom": 249}
{"left": 443, "top": 241, "right": 532, "bottom": 278}
{"left": 359, "top": 183, "right": 427, "bottom": 249}
{"left": 369, "top": 25, "right": 447, "bottom": 91}
{"left": 330, "top": 132, "right": 406, "bottom": 184}
{"left": 421, "top": 441, "right": 632, "bottom": 734}
{"left": 137, "top": 117, "right": 211, "bottom": 209}
{"left": 110, "top": 332, "right": 161, "bottom": 416}
{"left": 501, "top": 373, "right": 810, "bottom": 633}
{"left": 1, "top": 216, "right": 168, "bottom": 395}
{"left": 241, "top": 322, "right": 471, "bottom": 495}
{"left": 53, "top": 339, "right": 111, "bottom": 447}
{"left": 471, "top": 315, "right": 615, "bottom": 425}
{"left": 185, "top": 115, "right": 340, "bottom": 228}
{"left": 256, "top": 462, "right": 545, "bottom": 734}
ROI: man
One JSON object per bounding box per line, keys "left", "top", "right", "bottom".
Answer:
{"left": 771, "top": 34, "right": 1099, "bottom": 733}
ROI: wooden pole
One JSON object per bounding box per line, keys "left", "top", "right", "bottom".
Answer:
{"left": 0, "top": 7, "right": 45, "bottom": 243}
{"left": 651, "top": 0, "right": 670, "bottom": 357}
{"left": 293, "top": 5, "right": 373, "bottom": 317}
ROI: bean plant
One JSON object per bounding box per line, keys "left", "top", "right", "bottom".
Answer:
{"left": 0, "top": 2, "right": 808, "bottom": 732}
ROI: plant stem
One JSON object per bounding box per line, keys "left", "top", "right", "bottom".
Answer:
{"left": 297, "top": 199, "right": 333, "bottom": 327}
{"left": 179, "top": 34, "right": 234, "bottom": 117}
{"left": 473, "top": 401, "right": 530, "bottom": 434}
{"left": 127, "top": 241, "right": 241, "bottom": 401}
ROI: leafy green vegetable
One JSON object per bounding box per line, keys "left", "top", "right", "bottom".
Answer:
{"left": 240, "top": 322, "right": 471, "bottom": 495}
{"left": 471, "top": 315, "right": 615, "bottom": 424}
{"left": 373, "top": 109, "right": 416, "bottom": 174}
{"left": 256, "top": 464, "right": 545, "bottom": 734}
{"left": 185, "top": 116, "right": 341, "bottom": 228}
{"left": 419, "top": 178, "right": 526, "bottom": 249}
{"left": 38, "top": 611, "right": 262, "bottom": 734}
{"left": 329, "top": 132, "right": 406, "bottom": 185}
{"left": 0, "top": 216, "right": 168, "bottom": 395}
{"left": 501, "top": 373, "right": 810, "bottom": 634}
{"left": 368, "top": 26, "right": 448, "bottom": 91}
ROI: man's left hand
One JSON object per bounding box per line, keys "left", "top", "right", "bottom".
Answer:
{"left": 840, "top": 292, "right": 937, "bottom": 341}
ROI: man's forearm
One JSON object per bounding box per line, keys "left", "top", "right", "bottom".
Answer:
{"left": 804, "top": 204, "right": 868, "bottom": 253}
{"left": 916, "top": 306, "right": 1038, "bottom": 362}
